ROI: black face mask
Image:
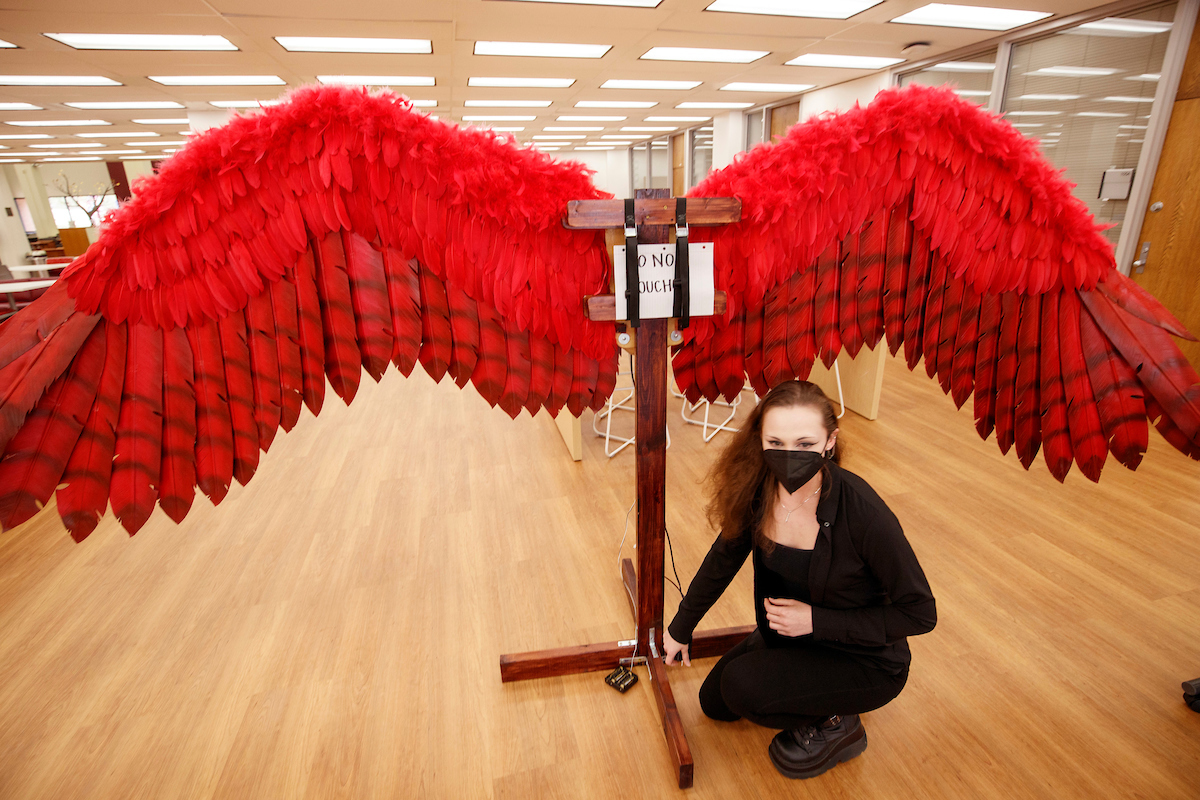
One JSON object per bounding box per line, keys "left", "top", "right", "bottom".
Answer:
{"left": 762, "top": 448, "right": 829, "bottom": 495}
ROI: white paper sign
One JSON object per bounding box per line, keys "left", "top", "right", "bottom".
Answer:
{"left": 612, "top": 242, "right": 715, "bottom": 320}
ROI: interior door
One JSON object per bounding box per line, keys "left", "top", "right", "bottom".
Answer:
{"left": 1132, "top": 20, "right": 1200, "bottom": 369}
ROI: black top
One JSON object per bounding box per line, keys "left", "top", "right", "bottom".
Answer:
{"left": 755, "top": 543, "right": 815, "bottom": 647}
{"left": 667, "top": 462, "right": 937, "bottom": 675}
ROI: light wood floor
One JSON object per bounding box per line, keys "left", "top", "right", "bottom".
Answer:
{"left": 1, "top": 350, "right": 1198, "bottom": 799}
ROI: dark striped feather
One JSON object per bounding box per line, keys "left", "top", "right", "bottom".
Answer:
{"left": 902, "top": 233, "right": 931, "bottom": 370}
{"left": 712, "top": 309, "right": 746, "bottom": 401}
{"left": 546, "top": 342, "right": 573, "bottom": 418}
{"left": 342, "top": 231, "right": 394, "bottom": 381}
{"left": 291, "top": 247, "right": 327, "bottom": 415}
{"left": 417, "top": 260, "right": 453, "bottom": 383}
{"left": 446, "top": 286, "right": 481, "bottom": 389}
{"left": 761, "top": 284, "right": 790, "bottom": 389}
{"left": 218, "top": 312, "right": 260, "bottom": 486}
{"left": 187, "top": 317, "right": 235, "bottom": 504}
{"left": 1013, "top": 293, "right": 1042, "bottom": 469}
{"left": 526, "top": 335, "right": 555, "bottom": 416}
{"left": 269, "top": 277, "right": 304, "bottom": 431}
{"left": 313, "top": 230, "right": 362, "bottom": 403}
{"left": 972, "top": 292, "right": 1001, "bottom": 440}
{"left": 743, "top": 296, "right": 767, "bottom": 396}
{"left": 498, "top": 323, "right": 532, "bottom": 419}
{"left": 787, "top": 266, "right": 817, "bottom": 381}
{"left": 1058, "top": 291, "right": 1108, "bottom": 482}
{"left": 814, "top": 241, "right": 842, "bottom": 369}
{"left": 949, "top": 283, "right": 981, "bottom": 409}
{"left": 245, "top": 290, "right": 282, "bottom": 451}
{"left": 882, "top": 197, "right": 914, "bottom": 353}
{"left": 469, "top": 301, "right": 507, "bottom": 407}
{"left": 856, "top": 210, "right": 887, "bottom": 350}
{"left": 159, "top": 326, "right": 197, "bottom": 523}
{"left": 671, "top": 340, "right": 696, "bottom": 404}
{"left": 993, "top": 293, "right": 1021, "bottom": 456}
{"left": 1078, "top": 305, "right": 1148, "bottom": 469}
{"left": 382, "top": 249, "right": 422, "bottom": 377}
{"left": 1038, "top": 293, "right": 1073, "bottom": 482}
{"left": 110, "top": 323, "right": 164, "bottom": 535}
{"left": 921, "top": 249, "right": 949, "bottom": 381}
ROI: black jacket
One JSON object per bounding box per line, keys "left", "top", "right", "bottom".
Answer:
{"left": 667, "top": 462, "right": 937, "bottom": 675}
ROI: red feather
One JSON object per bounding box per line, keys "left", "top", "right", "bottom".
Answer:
{"left": 526, "top": 334, "right": 554, "bottom": 415}
{"left": 0, "top": 322, "right": 105, "bottom": 530}
{"left": 935, "top": 273, "right": 964, "bottom": 394}
{"left": 922, "top": 249, "right": 949, "bottom": 381}
{"left": 313, "top": 231, "right": 362, "bottom": 403}
{"left": 712, "top": 310, "right": 746, "bottom": 400}
{"left": 814, "top": 241, "right": 842, "bottom": 369}
{"left": 591, "top": 345, "right": 618, "bottom": 413}
{"left": 993, "top": 293, "right": 1021, "bottom": 455}
{"left": 1144, "top": 396, "right": 1200, "bottom": 459}
{"left": 469, "top": 302, "right": 507, "bottom": 407}
{"left": 499, "top": 323, "right": 532, "bottom": 419}
{"left": 1038, "top": 294, "right": 1073, "bottom": 482}
{"left": 744, "top": 297, "right": 767, "bottom": 396}
{"left": 218, "top": 311, "right": 259, "bottom": 486}
{"left": 786, "top": 267, "right": 817, "bottom": 381}
{"left": 417, "top": 261, "right": 453, "bottom": 383}
{"left": 856, "top": 210, "right": 887, "bottom": 349}
{"left": 1094, "top": 270, "right": 1194, "bottom": 341}
{"left": 1058, "top": 292, "right": 1107, "bottom": 482}
{"left": 546, "top": 342, "right": 572, "bottom": 417}
{"left": 245, "top": 290, "right": 282, "bottom": 451}
{"left": 446, "top": 286, "right": 481, "bottom": 389}
{"left": 692, "top": 326, "right": 718, "bottom": 402}
{"left": 1013, "top": 293, "right": 1043, "bottom": 469}
{"left": 0, "top": 280, "right": 76, "bottom": 371}
{"left": 110, "top": 323, "right": 164, "bottom": 535}
{"left": 839, "top": 228, "right": 864, "bottom": 358}
{"left": 292, "top": 248, "right": 327, "bottom": 415}
{"left": 761, "top": 284, "right": 790, "bottom": 388}
{"left": 382, "top": 250, "right": 422, "bottom": 377}
{"left": 902, "top": 233, "right": 931, "bottom": 370}
{"left": 187, "top": 317, "right": 234, "bottom": 504}
{"left": 882, "top": 198, "right": 913, "bottom": 353}
{"left": 56, "top": 321, "right": 126, "bottom": 541}
{"left": 973, "top": 292, "right": 1001, "bottom": 441}
{"left": 949, "top": 283, "right": 981, "bottom": 409}
{"left": 1078, "top": 305, "right": 1148, "bottom": 469}
{"left": 342, "top": 231, "right": 393, "bottom": 381}
{"left": 269, "top": 277, "right": 304, "bottom": 431}
{"left": 159, "top": 326, "right": 197, "bottom": 523}
{"left": 567, "top": 349, "right": 598, "bottom": 417}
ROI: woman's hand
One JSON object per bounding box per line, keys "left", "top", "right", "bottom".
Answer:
{"left": 764, "top": 597, "right": 814, "bottom": 637}
{"left": 662, "top": 630, "right": 691, "bottom": 667}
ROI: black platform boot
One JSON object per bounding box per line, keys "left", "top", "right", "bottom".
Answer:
{"left": 767, "top": 714, "right": 868, "bottom": 779}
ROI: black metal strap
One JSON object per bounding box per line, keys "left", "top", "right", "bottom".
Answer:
{"left": 673, "top": 197, "right": 690, "bottom": 329}
{"left": 624, "top": 198, "right": 640, "bottom": 328}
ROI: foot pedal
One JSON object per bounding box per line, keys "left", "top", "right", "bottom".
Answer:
{"left": 605, "top": 665, "right": 639, "bottom": 693}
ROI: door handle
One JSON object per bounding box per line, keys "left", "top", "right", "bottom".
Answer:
{"left": 1133, "top": 241, "right": 1151, "bottom": 274}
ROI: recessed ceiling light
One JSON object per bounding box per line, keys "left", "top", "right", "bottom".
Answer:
{"left": 133, "top": 118, "right": 189, "bottom": 124}
{"left": 1074, "top": 111, "right": 1128, "bottom": 117}
{"left": 622, "top": 126, "right": 678, "bottom": 131}
{"left": 0, "top": 103, "right": 41, "bottom": 111}
{"left": 785, "top": 54, "right": 904, "bottom": 69}
{"left": 409, "top": 100, "right": 437, "bottom": 107}
{"left": 139, "top": 139, "right": 188, "bottom": 145}
{"left": 954, "top": 89, "right": 991, "bottom": 97}
{"left": 151, "top": 75, "right": 284, "bottom": 86}
{"left": 641, "top": 46, "right": 768, "bottom": 63}
{"left": 1019, "top": 93, "right": 1083, "bottom": 101}
{"left": 507, "top": 0, "right": 662, "bottom": 5}
{"left": 1077, "top": 18, "right": 1173, "bottom": 35}
{"left": 29, "top": 143, "right": 100, "bottom": 148}
{"left": 1030, "top": 66, "right": 1119, "bottom": 77}
{"left": 557, "top": 115, "right": 626, "bottom": 121}
{"left": 469, "top": 77, "right": 576, "bottom": 88}
{"left": 533, "top": 142, "right": 573, "bottom": 146}
{"left": 0, "top": 75, "right": 121, "bottom": 86}
{"left": 6, "top": 119, "right": 111, "bottom": 126}
{"left": 487, "top": 126, "right": 525, "bottom": 131}
{"left": 0, "top": 135, "right": 52, "bottom": 141}
{"left": 80, "top": 149, "right": 144, "bottom": 155}
{"left": 932, "top": 61, "right": 996, "bottom": 72}
{"left": 41, "top": 156, "right": 103, "bottom": 161}
{"left": 89, "top": 131, "right": 159, "bottom": 138}
{"left": 274, "top": 36, "right": 431, "bottom": 53}
{"left": 65, "top": 101, "right": 185, "bottom": 110}
{"left": 474, "top": 41, "right": 612, "bottom": 58}
{"left": 0, "top": 40, "right": 16, "bottom": 48}
{"left": 1124, "top": 73, "right": 1160, "bottom": 82}
{"left": 464, "top": 100, "right": 551, "bottom": 107}
{"left": 534, "top": 134, "right": 586, "bottom": 139}
{"left": 316, "top": 76, "right": 436, "bottom": 89}
{"left": 676, "top": 101, "right": 753, "bottom": 108}
{"left": 209, "top": 100, "right": 270, "bottom": 108}
{"left": 544, "top": 126, "right": 604, "bottom": 131}
{"left": 720, "top": 82, "right": 814, "bottom": 92}
{"left": 646, "top": 115, "right": 711, "bottom": 121}
{"left": 705, "top": 0, "right": 883, "bottom": 19}
{"left": 575, "top": 145, "right": 615, "bottom": 149}
{"left": 602, "top": 133, "right": 648, "bottom": 139}
{"left": 601, "top": 79, "right": 701, "bottom": 90}
{"left": 0, "top": 158, "right": 25, "bottom": 163}
{"left": 575, "top": 100, "right": 658, "bottom": 108}
{"left": 45, "top": 33, "right": 236, "bottom": 50}
{"left": 1102, "top": 96, "right": 1154, "bottom": 103}
{"left": 890, "top": 3, "right": 1051, "bottom": 30}
{"left": 1005, "top": 110, "right": 1061, "bottom": 116}
{"left": 119, "top": 155, "right": 155, "bottom": 159}
{"left": 7, "top": 151, "right": 60, "bottom": 156}
{"left": 462, "top": 115, "right": 538, "bottom": 121}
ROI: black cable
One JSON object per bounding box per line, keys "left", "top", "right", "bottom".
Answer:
{"left": 664, "top": 526, "right": 684, "bottom": 597}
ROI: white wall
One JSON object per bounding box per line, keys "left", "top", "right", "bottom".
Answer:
{"left": 711, "top": 110, "right": 746, "bottom": 170}
{"left": 4, "top": 164, "right": 57, "bottom": 238}
{"left": 563, "top": 148, "right": 631, "bottom": 198}
{"left": 0, "top": 168, "right": 32, "bottom": 271}
{"left": 799, "top": 73, "right": 892, "bottom": 119}
{"left": 41, "top": 162, "right": 113, "bottom": 198}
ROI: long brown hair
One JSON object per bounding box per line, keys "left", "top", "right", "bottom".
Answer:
{"left": 706, "top": 381, "right": 842, "bottom": 549}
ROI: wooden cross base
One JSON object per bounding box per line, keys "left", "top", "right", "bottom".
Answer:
{"left": 497, "top": 193, "right": 746, "bottom": 790}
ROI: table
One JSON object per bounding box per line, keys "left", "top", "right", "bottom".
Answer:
{"left": 7, "top": 264, "right": 49, "bottom": 278}
{"left": 2, "top": 278, "right": 56, "bottom": 312}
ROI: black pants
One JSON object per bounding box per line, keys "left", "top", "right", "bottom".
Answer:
{"left": 699, "top": 629, "right": 908, "bottom": 730}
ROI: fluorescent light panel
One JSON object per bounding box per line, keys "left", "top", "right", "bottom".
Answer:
{"left": 558, "top": 115, "right": 626, "bottom": 121}
{"left": 6, "top": 119, "right": 111, "bottom": 126}
{"left": 462, "top": 115, "right": 537, "bottom": 121}
{"left": 151, "top": 75, "right": 284, "bottom": 86}
{"left": 0, "top": 103, "right": 41, "bottom": 110}
{"left": 138, "top": 139, "right": 188, "bottom": 145}
{"left": 65, "top": 101, "right": 184, "bottom": 110}
{"left": 575, "top": 100, "right": 658, "bottom": 108}
{"left": 507, "top": 0, "right": 661, "bottom": 5}
{"left": 469, "top": 77, "right": 576, "bottom": 88}
{"left": 133, "top": 118, "right": 188, "bottom": 124}
{"left": 641, "top": 46, "right": 767, "bottom": 63}
{"left": 464, "top": 100, "right": 551, "bottom": 107}
{"left": 317, "top": 75, "right": 434, "bottom": 86}
{"left": 29, "top": 143, "right": 100, "bottom": 148}
{"left": 80, "top": 149, "right": 144, "bottom": 155}
{"left": 602, "top": 79, "right": 701, "bottom": 90}
{"left": 1077, "top": 18, "right": 1172, "bottom": 35}
{"left": 601, "top": 134, "right": 648, "bottom": 139}
{"left": 1031, "top": 66, "right": 1119, "bottom": 77}
{"left": 534, "top": 134, "right": 585, "bottom": 139}
{"left": 932, "top": 61, "right": 996, "bottom": 72}
{"left": 0, "top": 40, "right": 16, "bottom": 48}
{"left": 890, "top": 3, "right": 1051, "bottom": 30}
{"left": 46, "top": 33, "right": 236, "bottom": 50}
{"left": 705, "top": 0, "right": 883, "bottom": 19}
{"left": 275, "top": 36, "right": 430, "bottom": 53}
{"left": 544, "top": 126, "right": 603, "bottom": 131}
{"left": 622, "top": 126, "right": 677, "bottom": 131}
{"left": 474, "top": 41, "right": 611, "bottom": 58}
{"left": 1019, "top": 93, "right": 1083, "bottom": 101}
{"left": 41, "top": 156, "right": 102, "bottom": 161}
{"left": 721, "top": 82, "right": 813, "bottom": 92}
{"left": 646, "top": 115, "right": 710, "bottom": 121}
{"left": 209, "top": 101, "right": 270, "bottom": 108}
{"left": 677, "top": 101, "right": 753, "bottom": 108}
{"left": 0, "top": 75, "right": 120, "bottom": 86}
{"left": 786, "top": 53, "right": 903, "bottom": 68}
{"left": 0, "top": 134, "right": 51, "bottom": 139}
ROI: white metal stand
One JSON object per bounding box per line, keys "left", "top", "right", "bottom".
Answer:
{"left": 593, "top": 353, "right": 670, "bottom": 458}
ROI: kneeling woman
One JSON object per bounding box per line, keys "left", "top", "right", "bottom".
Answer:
{"left": 663, "top": 380, "right": 936, "bottom": 780}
